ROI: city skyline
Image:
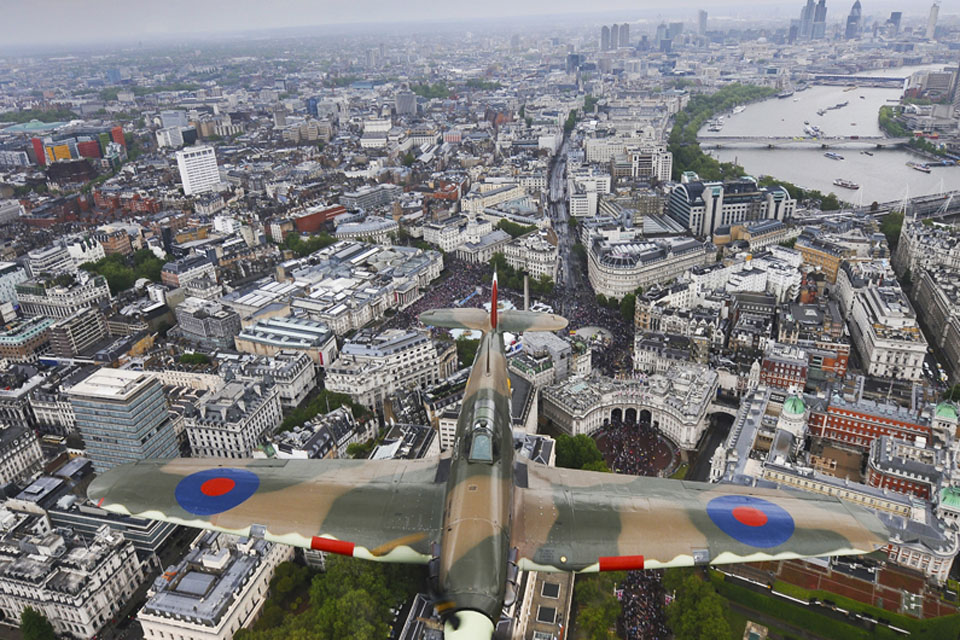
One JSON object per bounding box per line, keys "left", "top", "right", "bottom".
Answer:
{"left": 2, "top": 0, "right": 959, "bottom": 48}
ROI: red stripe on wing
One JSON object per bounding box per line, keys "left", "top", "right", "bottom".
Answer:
{"left": 598, "top": 555, "right": 644, "bottom": 571}
{"left": 310, "top": 536, "right": 355, "bottom": 556}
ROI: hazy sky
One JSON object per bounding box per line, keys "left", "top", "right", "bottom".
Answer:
{"left": 1, "top": 0, "right": 958, "bottom": 48}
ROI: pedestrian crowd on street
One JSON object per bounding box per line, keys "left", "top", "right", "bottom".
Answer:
{"left": 618, "top": 569, "right": 669, "bottom": 640}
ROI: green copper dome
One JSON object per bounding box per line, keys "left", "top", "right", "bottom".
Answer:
{"left": 784, "top": 395, "right": 806, "bottom": 416}
{"left": 936, "top": 402, "right": 959, "bottom": 421}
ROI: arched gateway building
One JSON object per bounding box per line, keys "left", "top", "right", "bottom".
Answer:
{"left": 541, "top": 364, "right": 719, "bottom": 450}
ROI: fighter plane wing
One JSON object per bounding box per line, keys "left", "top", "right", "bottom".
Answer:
{"left": 87, "top": 457, "right": 446, "bottom": 563}
{"left": 512, "top": 461, "right": 889, "bottom": 573}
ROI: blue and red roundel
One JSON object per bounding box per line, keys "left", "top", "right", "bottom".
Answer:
{"left": 706, "top": 495, "right": 795, "bottom": 548}
{"left": 175, "top": 468, "right": 260, "bottom": 516}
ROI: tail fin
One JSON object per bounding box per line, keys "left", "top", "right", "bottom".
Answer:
{"left": 491, "top": 272, "right": 498, "bottom": 330}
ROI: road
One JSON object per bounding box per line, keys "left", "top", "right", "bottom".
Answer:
{"left": 546, "top": 134, "right": 586, "bottom": 310}
{"left": 687, "top": 414, "right": 734, "bottom": 482}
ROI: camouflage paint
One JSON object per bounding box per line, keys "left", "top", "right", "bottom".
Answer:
{"left": 89, "top": 297, "right": 889, "bottom": 640}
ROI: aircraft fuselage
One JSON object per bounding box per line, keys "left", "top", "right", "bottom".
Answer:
{"left": 439, "top": 329, "right": 514, "bottom": 622}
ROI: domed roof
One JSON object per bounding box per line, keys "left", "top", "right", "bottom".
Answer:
{"left": 936, "top": 402, "right": 959, "bottom": 421}
{"left": 783, "top": 395, "right": 806, "bottom": 416}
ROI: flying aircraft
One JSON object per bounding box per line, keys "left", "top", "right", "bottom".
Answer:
{"left": 88, "top": 274, "right": 888, "bottom": 639}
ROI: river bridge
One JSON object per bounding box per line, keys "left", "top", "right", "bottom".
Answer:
{"left": 700, "top": 135, "right": 909, "bottom": 149}
{"left": 811, "top": 74, "right": 905, "bottom": 88}
{"left": 795, "top": 189, "right": 960, "bottom": 220}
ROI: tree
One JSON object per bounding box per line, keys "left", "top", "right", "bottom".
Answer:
{"left": 401, "top": 151, "right": 416, "bottom": 167}
{"left": 496, "top": 219, "right": 537, "bottom": 239}
{"left": 665, "top": 571, "right": 731, "bottom": 640}
{"left": 179, "top": 353, "right": 211, "bottom": 365}
{"left": 456, "top": 336, "right": 480, "bottom": 367}
{"left": 556, "top": 434, "right": 605, "bottom": 470}
{"left": 572, "top": 572, "right": 624, "bottom": 640}
{"left": 20, "top": 607, "right": 56, "bottom": 640}
{"left": 620, "top": 293, "right": 636, "bottom": 325}
{"left": 596, "top": 293, "right": 607, "bottom": 308}
{"left": 880, "top": 211, "right": 905, "bottom": 251}
{"left": 946, "top": 385, "right": 960, "bottom": 402}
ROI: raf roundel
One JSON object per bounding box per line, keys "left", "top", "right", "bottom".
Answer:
{"left": 175, "top": 468, "right": 260, "bottom": 516}
{"left": 706, "top": 495, "right": 795, "bottom": 548}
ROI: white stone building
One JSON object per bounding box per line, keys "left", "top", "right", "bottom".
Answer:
{"left": 504, "top": 231, "right": 559, "bottom": 280}
{"left": 138, "top": 532, "right": 293, "bottom": 640}
{"left": 848, "top": 285, "right": 927, "bottom": 381}
{"left": 185, "top": 381, "right": 283, "bottom": 458}
{"left": 0, "top": 522, "right": 145, "bottom": 640}
{"left": 325, "top": 329, "right": 456, "bottom": 408}
{"left": 541, "top": 366, "right": 718, "bottom": 449}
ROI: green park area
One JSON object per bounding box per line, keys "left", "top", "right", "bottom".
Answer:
{"left": 234, "top": 558, "right": 424, "bottom": 640}
{"left": 709, "top": 570, "right": 960, "bottom": 640}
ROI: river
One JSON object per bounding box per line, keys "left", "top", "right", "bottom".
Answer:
{"left": 699, "top": 66, "right": 959, "bottom": 205}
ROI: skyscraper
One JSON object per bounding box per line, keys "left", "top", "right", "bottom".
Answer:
{"left": 799, "top": 0, "right": 816, "bottom": 38}
{"left": 656, "top": 23, "right": 668, "bottom": 46}
{"left": 601, "top": 25, "right": 610, "bottom": 51}
{"left": 68, "top": 368, "right": 179, "bottom": 472}
{"left": 176, "top": 145, "right": 220, "bottom": 196}
{"left": 812, "top": 0, "right": 828, "bottom": 39}
{"left": 698, "top": 10, "right": 708, "bottom": 35}
{"left": 927, "top": 2, "right": 939, "bottom": 40}
{"left": 886, "top": 12, "right": 902, "bottom": 36}
{"left": 395, "top": 89, "right": 417, "bottom": 116}
{"left": 619, "top": 23, "right": 630, "bottom": 48}
{"left": 845, "top": 1, "right": 862, "bottom": 39}
{"left": 611, "top": 24, "right": 620, "bottom": 49}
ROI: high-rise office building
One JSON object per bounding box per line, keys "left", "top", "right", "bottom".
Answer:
{"left": 67, "top": 368, "right": 179, "bottom": 472}
{"left": 619, "top": 23, "right": 630, "bottom": 47}
{"left": 175, "top": 145, "right": 220, "bottom": 196}
{"left": 698, "top": 10, "right": 708, "bottom": 35}
{"left": 845, "top": 1, "right": 862, "bottom": 39}
{"left": 600, "top": 25, "right": 610, "bottom": 51}
{"left": 306, "top": 96, "right": 319, "bottom": 118}
{"left": 927, "top": 2, "right": 939, "bottom": 40}
{"left": 656, "top": 22, "right": 669, "bottom": 45}
{"left": 812, "top": 0, "right": 828, "bottom": 39}
{"left": 799, "top": 0, "right": 815, "bottom": 38}
{"left": 611, "top": 24, "right": 619, "bottom": 49}
{"left": 396, "top": 90, "right": 417, "bottom": 116}
{"left": 886, "top": 12, "right": 902, "bottom": 36}
{"left": 668, "top": 22, "right": 684, "bottom": 39}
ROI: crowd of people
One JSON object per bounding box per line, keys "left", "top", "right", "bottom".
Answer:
{"left": 552, "top": 284, "right": 634, "bottom": 376}
{"left": 598, "top": 420, "right": 676, "bottom": 478}
{"left": 595, "top": 420, "right": 675, "bottom": 639}
{"left": 383, "top": 258, "right": 491, "bottom": 331}
{"left": 618, "top": 569, "right": 670, "bottom": 640}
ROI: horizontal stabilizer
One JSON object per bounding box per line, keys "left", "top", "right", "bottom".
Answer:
{"left": 420, "top": 308, "right": 490, "bottom": 332}
{"left": 497, "top": 310, "right": 568, "bottom": 333}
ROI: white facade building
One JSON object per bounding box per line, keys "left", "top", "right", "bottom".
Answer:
{"left": 138, "top": 532, "right": 293, "bottom": 640}
{"left": 0, "top": 524, "right": 145, "bottom": 640}
{"left": 849, "top": 286, "right": 928, "bottom": 381}
{"left": 504, "top": 232, "right": 559, "bottom": 280}
{"left": 185, "top": 382, "right": 283, "bottom": 458}
{"left": 176, "top": 146, "right": 221, "bottom": 197}
{"left": 325, "top": 329, "right": 455, "bottom": 408}
{"left": 156, "top": 126, "right": 185, "bottom": 149}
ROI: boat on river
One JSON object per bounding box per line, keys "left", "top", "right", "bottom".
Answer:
{"left": 833, "top": 178, "right": 860, "bottom": 189}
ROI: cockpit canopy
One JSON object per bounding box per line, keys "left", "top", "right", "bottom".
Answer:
{"left": 467, "top": 420, "right": 502, "bottom": 464}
